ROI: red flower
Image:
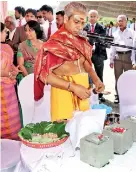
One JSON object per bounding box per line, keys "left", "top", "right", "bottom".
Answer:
{"left": 98, "top": 134, "right": 104, "bottom": 140}
{"left": 112, "top": 127, "right": 125, "bottom": 133}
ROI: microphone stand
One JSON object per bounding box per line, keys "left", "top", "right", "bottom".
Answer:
{"left": 86, "top": 32, "right": 136, "bottom": 50}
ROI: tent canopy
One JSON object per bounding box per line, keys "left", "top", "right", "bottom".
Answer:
{"left": 57, "top": 1, "right": 136, "bottom": 19}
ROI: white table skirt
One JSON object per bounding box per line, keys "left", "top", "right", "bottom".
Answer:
{"left": 14, "top": 139, "right": 136, "bottom": 172}
{"left": 1, "top": 139, "right": 21, "bottom": 172}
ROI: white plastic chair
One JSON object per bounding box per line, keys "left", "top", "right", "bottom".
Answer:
{"left": 117, "top": 70, "right": 136, "bottom": 119}
{"left": 18, "top": 74, "right": 51, "bottom": 126}
{"left": 33, "top": 84, "right": 51, "bottom": 123}
{"left": 18, "top": 74, "right": 34, "bottom": 126}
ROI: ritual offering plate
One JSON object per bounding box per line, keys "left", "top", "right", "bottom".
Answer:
{"left": 18, "top": 121, "right": 69, "bottom": 148}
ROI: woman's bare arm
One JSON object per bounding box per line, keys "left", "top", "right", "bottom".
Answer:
{"left": 17, "top": 57, "right": 28, "bottom": 76}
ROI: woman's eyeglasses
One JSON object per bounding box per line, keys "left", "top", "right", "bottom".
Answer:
{"left": 37, "top": 16, "right": 42, "bottom": 19}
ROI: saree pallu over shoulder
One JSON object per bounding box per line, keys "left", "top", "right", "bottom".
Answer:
{"left": 34, "top": 26, "right": 93, "bottom": 101}
{"left": 18, "top": 40, "right": 38, "bottom": 62}
{"left": 17, "top": 40, "right": 39, "bottom": 82}
{"left": 0, "top": 44, "right": 16, "bottom": 84}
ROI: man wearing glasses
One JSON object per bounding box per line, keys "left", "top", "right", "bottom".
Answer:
{"left": 37, "top": 10, "right": 49, "bottom": 41}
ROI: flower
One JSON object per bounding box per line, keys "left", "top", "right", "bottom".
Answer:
{"left": 112, "top": 127, "right": 125, "bottom": 133}
{"left": 98, "top": 134, "right": 104, "bottom": 140}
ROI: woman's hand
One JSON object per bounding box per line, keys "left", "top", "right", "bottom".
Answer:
{"left": 11, "top": 65, "right": 22, "bottom": 74}
{"left": 9, "top": 65, "right": 22, "bottom": 80}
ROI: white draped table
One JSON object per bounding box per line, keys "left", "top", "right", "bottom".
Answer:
{"left": 14, "top": 109, "right": 136, "bottom": 172}
{"left": 14, "top": 139, "right": 136, "bottom": 172}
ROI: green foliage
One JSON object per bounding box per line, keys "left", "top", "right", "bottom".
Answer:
{"left": 85, "top": 16, "right": 117, "bottom": 26}
{"left": 53, "top": 121, "right": 68, "bottom": 137}
{"left": 18, "top": 128, "right": 32, "bottom": 140}
{"left": 99, "top": 17, "right": 116, "bottom": 25}
{"left": 8, "top": 11, "right": 14, "bottom": 17}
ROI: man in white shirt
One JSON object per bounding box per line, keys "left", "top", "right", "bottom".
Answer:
{"left": 5, "top": 16, "right": 17, "bottom": 65}
{"left": 14, "top": 6, "right": 26, "bottom": 27}
{"left": 5, "top": 16, "right": 16, "bottom": 41}
{"left": 40, "top": 5, "right": 57, "bottom": 40}
{"left": 130, "top": 18, "right": 136, "bottom": 32}
{"left": 110, "top": 15, "right": 135, "bottom": 103}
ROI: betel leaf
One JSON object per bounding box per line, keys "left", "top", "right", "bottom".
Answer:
{"left": 18, "top": 128, "right": 32, "bottom": 140}
{"left": 40, "top": 121, "right": 51, "bottom": 128}
{"left": 25, "top": 123, "right": 35, "bottom": 132}
{"left": 43, "top": 123, "right": 55, "bottom": 133}
{"left": 40, "top": 121, "right": 52, "bottom": 134}
{"left": 32, "top": 123, "right": 43, "bottom": 134}
{"left": 54, "top": 122, "right": 67, "bottom": 137}
{"left": 47, "top": 122, "right": 66, "bottom": 136}
{"left": 25, "top": 123, "right": 35, "bottom": 129}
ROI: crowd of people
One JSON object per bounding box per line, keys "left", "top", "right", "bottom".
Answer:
{"left": 102, "top": 17, "right": 136, "bottom": 37}
{"left": 0, "top": 2, "right": 136, "bottom": 140}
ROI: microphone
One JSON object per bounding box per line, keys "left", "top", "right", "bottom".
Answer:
{"left": 78, "top": 30, "right": 88, "bottom": 38}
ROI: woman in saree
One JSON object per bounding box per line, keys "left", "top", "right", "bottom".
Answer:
{"left": 0, "top": 22, "right": 21, "bottom": 139}
{"left": 17, "top": 20, "right": 43, "bottom": 82}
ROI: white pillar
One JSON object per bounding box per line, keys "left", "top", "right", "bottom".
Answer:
{"left": 0, "top": 1, "right": 8, "bottom": 23}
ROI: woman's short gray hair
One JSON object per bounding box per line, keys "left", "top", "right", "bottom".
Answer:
{"left": 64, "top": 2, "right": 87, "bottom": 17}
